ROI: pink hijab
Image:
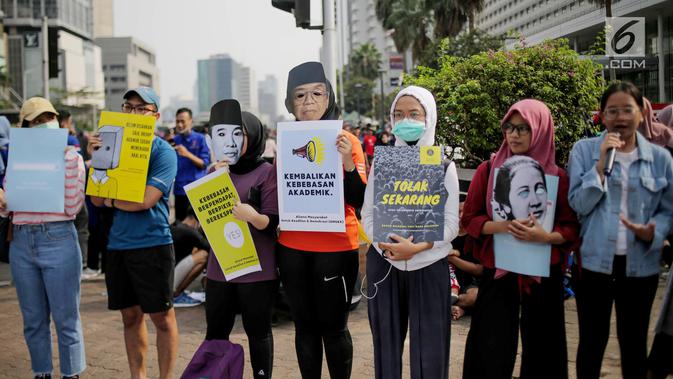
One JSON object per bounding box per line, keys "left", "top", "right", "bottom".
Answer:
{"left": 639, "top": 98, "right": 673, "bottom": 148}
{"left": 656, "top": 104, "right": 673, "bottom": 129}
{"left": 485, "top": 99, "right": 560, "bottom": 218}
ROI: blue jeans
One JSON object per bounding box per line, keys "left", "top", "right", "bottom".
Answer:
{"left": 10, "top": 221, "right": 86, "bottom": 376}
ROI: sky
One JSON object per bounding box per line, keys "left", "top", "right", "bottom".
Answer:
{"left": 113, "top": 0, "right": 323, "bottom": 117}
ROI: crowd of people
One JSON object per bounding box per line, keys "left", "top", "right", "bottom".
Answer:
{"left": 0, "top": 60, "right": 672, "bottom": 379}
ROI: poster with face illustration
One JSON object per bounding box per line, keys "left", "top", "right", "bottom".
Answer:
{"left": 492, "top": 155, "right": 558, "bottom": 277}
{"left": 86, "top": 111, "right": 154, "bottom": 203}
{"left": 276, "top": 120, "right": 345, "bottom": 232}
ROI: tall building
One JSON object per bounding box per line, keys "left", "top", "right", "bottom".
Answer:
{"left": 197, "top": 54, "right": 235, "bottom": 114}
{"left": 345, "top": 0, "right": 401, "bottom": 94}
{"left": 258, "top": 75, "right": 278, "bottom": 126}
{"left": 236, "top": 64, "right": 258, "bottom": 114}
{"left": 197, "top": 54, "right": 258, "bottom": 115}
{"left": 2, "top": 0, "right": 105, "bottom": 107}
{"left": 475, "top": 0, "right": 673, "bottom": 102}
{"left": 95, "top": 37, "right": 160, "bottom": 112}
{"left": 92, "top": 0, "right": 113, "bottom": 38}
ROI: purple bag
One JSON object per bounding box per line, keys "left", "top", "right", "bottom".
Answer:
{"left": 181, "top": 339, "right": 244, "bottom": 379}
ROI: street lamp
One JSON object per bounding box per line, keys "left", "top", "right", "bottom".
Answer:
{"left": 353, "top": 82, "right": 363, "bottom": 126}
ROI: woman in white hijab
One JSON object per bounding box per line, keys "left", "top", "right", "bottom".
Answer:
{"left": 361, "top": 85, "right": 460, "bottom": 379}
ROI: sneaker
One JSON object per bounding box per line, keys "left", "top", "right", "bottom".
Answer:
{"left": 187, "top": 291, "right": 206, "bottom": 303}
{"left": 81, "top": 268, "right": 101, "bottom": 281}
{"left": 34, "top": 374, "right": 51, "bottom": 379}
{"left": 173, "top": 292, "right": 202, "bottom": 308}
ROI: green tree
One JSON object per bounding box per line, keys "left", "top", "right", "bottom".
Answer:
{"left": 375, "top": 0, "right": 432, "bottom": 68}
{"left": 373, "top": 89, "right": 400, "bottom": 126}
{"left": 431, "top": 0, "right": 467, "bottom": 39}
{"left": 344, "top": 76, "right": 376, "bottom": 116}
{"left": 376, "top": 0, "right": 488, "bottom": 67}
{"left": 418, "top": 28, "right": 504, "bottom": 68}
{"left": 404, "top": 38, "right": 605, "bottom": 167}
{"left": 463, "top": 0, "right": 486, "bottom": 32}
{"left": 350, "top": 43, "right": 383, "bottom": 80}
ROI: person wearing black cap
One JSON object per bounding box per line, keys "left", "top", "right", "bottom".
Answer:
{"left": 276, "top": 62, "right": 367, "bottom": 379}
{"left": 89, "top": 86, "right": 179, "bottom": 379}
{"left": 204, "top": 100, "right": 279, "bottom": 379}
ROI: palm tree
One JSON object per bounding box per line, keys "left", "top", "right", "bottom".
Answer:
{"left": 376, "top": 0, "right": 431, "bottom": 68}
{"left": 350, "top": 43, "right": 383, "bottom": 80}
{"left": 463, "top": 0, "right": 485, "bottom": 32}
{"left": 429, "top": 0, "right": 466, "bottom": 38}
{"left": 375, "top": 0, "right": 395, "bottom": 29}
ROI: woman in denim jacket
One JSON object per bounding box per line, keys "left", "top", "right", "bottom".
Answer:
{"left": 568, "top": 81, "right": 673, "bottom": 379}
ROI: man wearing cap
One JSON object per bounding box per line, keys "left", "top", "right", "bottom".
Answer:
{"left": 172, "top": 107, "right": 210, "bottom": 221}
{"left": 90, "top": 87, "right": 179, "bottom": 379}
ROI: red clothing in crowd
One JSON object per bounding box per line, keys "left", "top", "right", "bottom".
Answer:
{"left": 363, "top": 135, "right": 377, "bottom": 157}
{"left": 461, "top": 159, "right": 579, "bottom": 268}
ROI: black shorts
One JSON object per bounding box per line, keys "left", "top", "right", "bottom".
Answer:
{"left": 106, "top": 244, "right": 175, "bottom": 313}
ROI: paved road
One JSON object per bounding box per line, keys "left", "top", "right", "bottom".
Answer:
{"left": 0, "top": 274, "right": 667, "bottom": 378}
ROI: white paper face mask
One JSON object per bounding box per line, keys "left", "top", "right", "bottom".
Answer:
{"left": 211, "top": 124, "right": 244, "bottom": 164}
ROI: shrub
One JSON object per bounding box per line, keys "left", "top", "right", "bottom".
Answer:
{"left": 404, "top": 38, "right": 605, "bottom": 167}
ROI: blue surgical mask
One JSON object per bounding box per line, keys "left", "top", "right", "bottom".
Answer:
{"left": 392, "top": 118, "right": 425, "bottom": 142}
{"left": 32, "top": 120, "right": 60, "bottom": 130}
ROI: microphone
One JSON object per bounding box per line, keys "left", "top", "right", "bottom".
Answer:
{"left": 604, "top": 148, "right": 616, "bottom": 177}
{"left": 604, "top": 131, "right": 621, "bottom": 177}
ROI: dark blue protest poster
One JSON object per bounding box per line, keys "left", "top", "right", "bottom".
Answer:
{"left": 372, "top": 146, "right": 447, "bottom": 242}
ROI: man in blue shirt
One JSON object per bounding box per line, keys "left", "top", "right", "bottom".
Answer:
{"left": 172, "top": 108, "right": 210, "bottom": 220}
{"left": 90, "top": 86, "right": 179, "bottom": 379}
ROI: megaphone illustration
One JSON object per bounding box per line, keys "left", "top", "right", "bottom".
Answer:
{"left": 293, "top": 140, "right": 317, "bottom": 162}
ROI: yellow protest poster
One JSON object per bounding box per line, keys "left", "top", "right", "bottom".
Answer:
{"left": 86, "top": 111, "right": 154, "bottom": 203}
{"left": 184, "top": 169, "right": 261, "bottom": 281}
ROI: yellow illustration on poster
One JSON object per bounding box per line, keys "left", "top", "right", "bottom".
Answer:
{"left": 184, "top": 169, "right": 261, "bottom": 281}
{"left": 86, "top": 111, "right": 154, "bottom": 203}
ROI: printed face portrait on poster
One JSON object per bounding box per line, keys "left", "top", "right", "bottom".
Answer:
{"left": 492, "top": 155, "right": 551, "bottom": 227}
{"left": 492, "top": 155, "right": 559, "bottom": 277}
{"left": 211, "top": 123, "right": 244, "bottom": 164}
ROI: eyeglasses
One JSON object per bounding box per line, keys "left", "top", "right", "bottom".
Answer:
{"left": 393, "top": 110, "right": 425, "bottom": 121}
{"left": 502, "top": 122, "right": 531, "bottom": 136}
{"left": 293, "top": 89, "right": 327, "bottom": 104}
{"left": 603, "top": 107, "right": 637, "bottom": 120}
{"left": 121, "top": 102, "right": 157, "bottom": 114}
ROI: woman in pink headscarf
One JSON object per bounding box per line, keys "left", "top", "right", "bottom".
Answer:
{"left": 639, "top": 98, "right": 673, "bottom": 148}
{"left": 461, "top": 99, "right": 579, "bottom": 379}
{"left": 657, "top": 104, "right": 673, "bottom": 128}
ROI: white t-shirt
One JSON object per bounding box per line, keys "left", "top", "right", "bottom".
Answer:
{"left": 615, "top": 149, "right": 638, "bottom": 255}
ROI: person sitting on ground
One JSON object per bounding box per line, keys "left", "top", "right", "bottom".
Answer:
{"left": 171, "top": 206, "right": 210, "bottom": 307}
{"left": 448, "top": 200, "right": 482, "bottom": 320}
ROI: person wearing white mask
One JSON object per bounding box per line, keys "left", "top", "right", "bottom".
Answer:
{"left": 361, "top": 85, "right": 460, "bottom": 379}
{"left": 0, "top": 97, "right": 86, "bottom": 379}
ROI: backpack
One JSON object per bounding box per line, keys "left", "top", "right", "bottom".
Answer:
{"left": 181, "top": 339, "right": 245, "bottom": 379}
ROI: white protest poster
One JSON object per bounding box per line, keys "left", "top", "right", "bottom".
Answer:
{"left": 492, "top": 155, "right": 558, "bottom": 277}
{"left": 276, "top": 120, "right": 345, "bottom": 232}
